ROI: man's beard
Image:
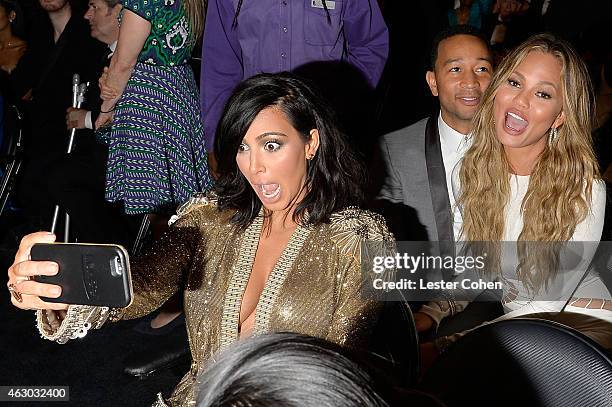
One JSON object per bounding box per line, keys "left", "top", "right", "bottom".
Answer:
{"left": 40, "top": 0, "right": 69, "bottom": 12}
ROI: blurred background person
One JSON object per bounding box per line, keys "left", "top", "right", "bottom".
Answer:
{"left": 40, "top": 0, "right": 138, "bottom": 248}
{"left": 487, "top": 0, "right": 530, "bottom": 59}
{"left": 9, "top": 0, "right": 106, "bottom": 238}
{"left": 200, "top": 0, "right": 389, "bottom": 171}
{"left": 0, "top": 0, "right": 26, "bottom": 74}
{"left": 65, "top": 0, "right": 121, "bottom": 131}
{"left": 96, "top": 0, "right": 212, "bottom": 217}
{"left": 0, "top": 0, "right": 26, "bottom": 154}
{"left": 447, "top": 0, "right": 494, "bottom": 30}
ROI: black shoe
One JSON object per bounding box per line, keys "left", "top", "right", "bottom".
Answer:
{"left": 123, "top": 322, "right": 191, "bottom": 377}
{"left": 133, "top": 312, "right": 186, "bottom": 336}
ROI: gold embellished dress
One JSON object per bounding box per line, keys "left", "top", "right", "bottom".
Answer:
{"left": 37, "top": 197, "right": 393, "bottom": 406}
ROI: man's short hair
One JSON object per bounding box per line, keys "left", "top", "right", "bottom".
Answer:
{"left": 429, "top": 25, "right": 490, "bottom": 71}
{"left": 102, "top": 0, "right": 120, "bottom": 8}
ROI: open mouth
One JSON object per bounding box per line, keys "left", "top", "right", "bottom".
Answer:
{"left": 260, "top": 184, "right": 281, "bottom": 199}
{"left": 504, "top": 111, "right": 528, "bottom": 133}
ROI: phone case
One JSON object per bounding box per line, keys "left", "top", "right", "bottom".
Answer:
{"left": 31, "top": 243, "right": 133, "bottom": 308}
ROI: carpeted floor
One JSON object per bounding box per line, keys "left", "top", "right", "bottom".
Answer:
{"left": 0, "top": 212, "right": 189, "bottom": 407}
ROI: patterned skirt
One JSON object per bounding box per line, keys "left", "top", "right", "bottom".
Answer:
{"left": 102, "top": 63, "right": 212, "bottom": 215}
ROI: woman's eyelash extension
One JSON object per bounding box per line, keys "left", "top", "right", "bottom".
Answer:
{"left": 264, "top": 139, "right": 282, "bottom": 150}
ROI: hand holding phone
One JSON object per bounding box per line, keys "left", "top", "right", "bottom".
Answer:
{"left": 31, "top": 243, "right": 133, "bottom": 308}
{"left": 7, "top": 232, "right": 68, "bottom": 311}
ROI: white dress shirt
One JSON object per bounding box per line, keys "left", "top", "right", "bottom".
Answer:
{"left": 438, "top": 113, "right": 470, "bottom": 217}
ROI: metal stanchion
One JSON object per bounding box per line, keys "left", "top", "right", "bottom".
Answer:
{"left": 50, "top": 74, "right": 88, "bottom": 240}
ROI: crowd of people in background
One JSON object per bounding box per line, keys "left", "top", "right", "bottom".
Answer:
{"left": 1, "top": 0, "right": 610, "bottom": 240}
{"left": 2, "top": 0, "right": 612, "bottom": 406}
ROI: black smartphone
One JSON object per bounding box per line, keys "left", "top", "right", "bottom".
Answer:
{"left": 31, "top": 243, "right": 132, "bottom": 308}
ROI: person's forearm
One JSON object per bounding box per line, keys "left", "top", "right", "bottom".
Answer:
{"left": 37, "top": 306, "right": 121, "bottom": 344}
{"left": 101, "top": 58, "right": 135, "bottom": 110}
{"left": 100, "top": 9, "right": 151, "bottom": 111}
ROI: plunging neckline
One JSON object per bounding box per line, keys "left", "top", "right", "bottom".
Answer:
{"left": 219, "top": 213, "right": 311, "bottom": 351}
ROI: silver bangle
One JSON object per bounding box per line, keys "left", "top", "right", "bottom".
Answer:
{"left": 36, "top": 305, "right": 111, "bottom": 344}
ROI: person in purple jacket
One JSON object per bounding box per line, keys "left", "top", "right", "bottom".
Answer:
{"left": 200, "top": 0, "right": 389, "bottom": 165}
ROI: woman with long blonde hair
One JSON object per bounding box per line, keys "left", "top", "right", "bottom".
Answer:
{"left": 418, "top": 34, "right": 610, "bottom": 357}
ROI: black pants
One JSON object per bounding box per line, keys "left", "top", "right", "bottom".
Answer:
{"left": 16, "top": 142, "right": 139, "bottom": 247}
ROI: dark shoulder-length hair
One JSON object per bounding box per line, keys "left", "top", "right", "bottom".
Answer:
{"left": 214, "top": 73, "right": 366, "bottom": 229}
{"left": 195, "top": 333, "right": 388, "bottom": 407}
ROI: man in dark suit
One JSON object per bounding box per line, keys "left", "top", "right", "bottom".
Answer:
{"left": 11, "top": 0, "right": 132, "bottom": 245}
{"left": 66, "top": 0, "right": 121, "bottom": 130}
{"left": 375, "top": 25, "right": 497, "bottom": 334}
{"left": 54, "top": 0, "right": 136, "bottom": 246}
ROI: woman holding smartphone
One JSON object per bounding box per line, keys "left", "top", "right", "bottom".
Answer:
{"left": 7, "top": 73, "right": 393, "bottom": 407}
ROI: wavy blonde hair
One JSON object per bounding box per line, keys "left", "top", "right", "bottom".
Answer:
{"left": 183, "top": 0, "right": 206, "bottom": 43}
{"left": 458, "top": 34, "right": 600, "bottom": 290}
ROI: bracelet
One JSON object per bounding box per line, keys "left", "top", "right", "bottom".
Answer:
{"left": 100, "top": 106, "right": 116, "bottom": 113}
{"left": 36, "top": 305, "right": 113, "bottom": 344}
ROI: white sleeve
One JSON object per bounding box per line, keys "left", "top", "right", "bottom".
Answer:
{"left": 571, "top": 180, "right": 606, "bottom": 242}
{"left": 85, "top": 111, "right": 93, "bottom": 130}
{"left": 562, "top": 180, "right": 607, "bottom": 299}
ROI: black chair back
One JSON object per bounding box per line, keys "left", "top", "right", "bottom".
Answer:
{"left": 421, "top": 318, "right": 612, "bottom": 407}
{"left": 367, "top": 296, "right": 420, "bottom": 387}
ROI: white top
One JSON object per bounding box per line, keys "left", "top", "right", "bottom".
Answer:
{"left": 451, "top": 166, "right": 610, "bottom": 322}
{"left": 438, "top": 113, "right": 470, "bottom": 213}
{"left": 502, "top": 174, "right": 606, "bottom": 242}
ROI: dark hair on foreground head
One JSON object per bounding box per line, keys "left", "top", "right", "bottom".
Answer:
{"left": 214, "top": 72, "right": 366, "bottom": 229}
{"left": 429, "top": 24, "right": 490, "bottom": 70}
{"left": 195, "top": 333, "right": 389, "bottom": 407}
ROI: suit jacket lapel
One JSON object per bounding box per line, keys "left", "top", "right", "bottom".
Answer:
{"left": 424, "top": 114, "right": 456, "bottom": 259}
{"left": 36, "top": 17, "right": 73, "bottom": 89}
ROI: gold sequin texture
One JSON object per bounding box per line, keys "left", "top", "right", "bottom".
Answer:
{"left": 47, "top": 197, "right": 394, "bottom": 406}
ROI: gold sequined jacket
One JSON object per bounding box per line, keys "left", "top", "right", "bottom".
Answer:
{"left": 37, "top": 198, "right": 393, "bottom": 406}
